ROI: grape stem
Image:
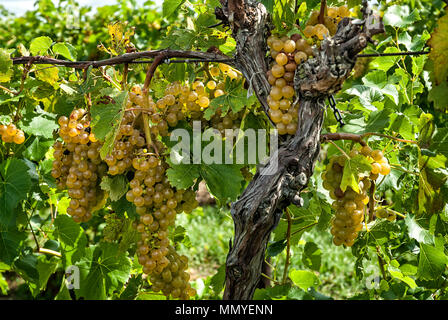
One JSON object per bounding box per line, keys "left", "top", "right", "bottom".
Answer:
{"left": 327, "top": 140, "right": 350, "bottom": 159}
{"left": 318, "top": 0, "right": 326, "bottom": 25}
{"left": 322, "top": 132, "right": 417, "bottom": 146}
{"left": 282, "top": 208, "right": 292, "bottom": 285}
{"left": 38, "top": 248, "right": 62, "bottom": 258}
{"left": 361, "top": 132, "right": 417, "bottom": 144}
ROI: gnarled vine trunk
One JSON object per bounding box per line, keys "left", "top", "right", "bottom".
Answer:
{"left": 216, "top": 0, "right": 385, "bottom": 299}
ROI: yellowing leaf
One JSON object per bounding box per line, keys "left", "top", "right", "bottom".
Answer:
{"left": 428, "top": 9, "right": 448, "bottom": 84}
{"left": 36, "top": 64, "right": 59, "bottom": 87}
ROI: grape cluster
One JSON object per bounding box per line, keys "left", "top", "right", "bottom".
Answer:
{"left": 149, "top": 246, "right": 196, "bottom": 299}
{"left": 375, "top": 207, "right": 396, "bottom": 222}
{"left": 52, "top": 109, "right": 106, "bottom": 223}
{"left": 266, "top": 34, "right": 312, "bottom": 135}
{"left": 128, "top": 64, "right": 243, "bottom": 137}
{"left": 322, "top": 145, "right": 391, "bottom": 246}
{"left": 304, "top": 6, "right": 351, "bottom": 40}
{"left": 0, "top": 123, "right": 25, "bottom": 144}
{"left": 265, "top": 6, "right": 352, "bottom": 136}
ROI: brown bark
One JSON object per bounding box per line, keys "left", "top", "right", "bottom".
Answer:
{"left": 217, "top": 0, "right": 384, "bottom": 300}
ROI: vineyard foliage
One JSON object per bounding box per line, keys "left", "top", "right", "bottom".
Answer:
{"left": 0, "top": 0, "right": 447, "bottom": 300}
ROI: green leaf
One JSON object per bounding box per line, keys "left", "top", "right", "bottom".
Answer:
{"left": 0, "top": 226, "right": 26, "bottom": 265}
{"left": 23, "top": 137, "right": 53, "bottom": 162}
{"left": 267, "top": 240, "right": 286, "bottom": 257}
{"left": 404, "top": 215, "right": 434, "bottom": 245}
{"left": 200, "top": 163, "right": 244, "bottom": 203}
{"left": 119, "top": 274, "right": 142, "bottom": 300}
{"left": 302, "top": 242, "right": 321, "bottom": 271}
{"left": 166, "top": 162, "right": 200, "bottom": 190}
{"left": 0, "top": 48, "right": 13, "bottom": 83}
{"left": 388, "top": 266, "right": 417, "bottom": 289}
{"left": 428, "top": 81, "right": 448, "bottom": 112}
{"left": 417, "top": 243, "right": 448, "bottom": 280}
{"left": 54, "top": 215, "right": 87, "bottom": 266}
{"left": 90, "top": 90, "right": 127, "bottom": 159}
{"left": 36, "top": 255, "right": 59, "bottom": 292}
{"left": 22, "top": 115, "right": 58, "bottom": 139}
{"left": 100, "top": 175, "right": 128, "bottom": 202}
{"left": 370, "top": 47, "right": 401, "bottom": 73}
{"left": 383, "top": 5, "right": 421, "bottom": 28}
{"left": 289, "top": 269, "right": 320, "bottom": 291}
{"left": 210, "top": 264, "right": 226, "bottom": 295}
{"left": 0, "top": 159, "right": 32, "bottom": 226}
{"left": 30, "top": 36, "right": 53, "bottom": 55}
{"left": 78, "top": 243, "right": 131, "bottom": 300}
{"left": 162, "top": 0, "right": 185, "bottom": 17}
{"left": 52, "top": 43, "right": 77, "bottom": 61}
{"left": 340, "top": 155, "right": 372, "bottom": 193}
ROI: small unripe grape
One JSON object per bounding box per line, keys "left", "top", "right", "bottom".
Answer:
{"left": 285, "top": 62, "right": 297, "bottom": 72}
{"left": 219, "top": 63, "right": 230, "bottom": 73}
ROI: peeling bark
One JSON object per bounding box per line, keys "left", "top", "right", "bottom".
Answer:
{"left": 216, "top": 0, "right": 384, "bottom": 300}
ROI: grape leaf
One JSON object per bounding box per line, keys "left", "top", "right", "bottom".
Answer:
{"left": 90, "top": 89, "right": 127, "bottom": 159}
{"left": 0, "top": 48, "right": 13, "bottom": 83}
{"left": 166, "top": 162, "right": 200, "bottom": 189}
{"left": 100, "top": 175, "right": 128, "bottom": 202}
{"left": 383, "top": 5, "right": 421, "bottom": 28}
{"left": 77, "top": 243, "right": 131, "bottom": 300}
{"left": 52, "top": 43, "right": 77, "bottom": 61}
{"left": 340, "top": 155, "right": 372, "bottom": 193}
{"left": 36, "top": 64, "right": 59, "bottom": 87}
{"left": 302, "top": 242, "right": 322, "bottom": 272}
{"left": 21, "top": 115, "right": 58, "bottom": 139}
{"left": 417, "top": 243, "right": 448, "bottom": 280}
{"left": 54, "top": 215, "right": 87, "bottom": 266}
{"left": 289, "top": 269, "right": 320, "bottom": 291}
{"left": 0, "top": 159, "right": 32, "bottom": 225}
{"left": 0, "top": 226, "right": 26, "bottom": 265}
{"left": 162, "top": 0, "right": 185, "bottom": 18}
{"left": 200, "top": 163, "right": 244, "bottom": 203}
{"left": 428, "top": 9, "right": 448, "bottom": 85}
{"left": 30, "top": 36, "right": 53, "bottom": 56}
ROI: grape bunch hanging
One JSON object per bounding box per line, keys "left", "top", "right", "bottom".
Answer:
{"left": 266, "top": 5, "right": 351, "bottom": 135}
{"left": 322, "top": 145, "right": 391, "bottom": 247}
